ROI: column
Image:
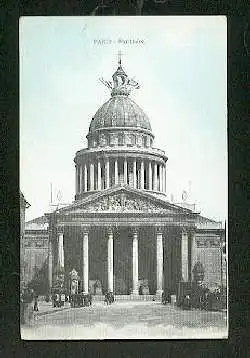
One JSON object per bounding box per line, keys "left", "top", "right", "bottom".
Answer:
{"left": 156, "top": 229, "right": 163, "bottom": 295}
{"left": 75, "top": 165, "right": 79, "bottom": 194}
{"left": 148, "top": 161, "right": 152, "bottom": 190}
{"left": 82, "top": 230, "right": 89, "bottom": 293}
{"left": 79, "top": 165, "right": 83, "bottom": 193}
{"left": 84, "top": 164, "right": 88, "bottom": 192}
{"left": 114, "top": 158, "right": 118, "bottom": 185}
{"left": 97, "top": 160, "right": 101, "bottom": 190}
{"left": 181, "top": 231, "right": 189, "bottom": 282}
{"left": 105, "top": 159, "right": 110, "bottom": 189}
{"left": 190, "top": 232, "right": 196, "bottom": 281}
{"left": 132, "top": 229, "right": 139, "bottom": 295}
{"left": 163, "top": 165, "right": 166, "bottom": 193}
{"left": 133, "top": 159, "right": 137, "bottom": 189}
{"left": 107, "top": 228, "right": 114, "bottom": 292}
{"left": 159, "top": 164, "right": 162, "bottom": 192}
{"left": 153, "top": 162, "right": 157, "bottom": 191}
{"left": 48, "top": 240, "right": 53, "bottom": 294}
{"left": 124, "top": 158, "right": 128, "bottom": 185}
{"left": 90, "top": 162, "right": 94, "bottom": 191}
{"left": 57, "top": 230, "right": 64, "bottom": 270}
{"left": 161, "top": 164, "right": 166, "bottom": 193}
{"left": 140, "top": 160, "right": 144, "bottom": 189}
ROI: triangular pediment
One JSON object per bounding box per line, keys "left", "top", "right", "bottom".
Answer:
{"left": 59, "top": 186, "right": 195, "bottom": 216}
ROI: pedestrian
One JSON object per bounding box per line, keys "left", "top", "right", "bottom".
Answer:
{"left": 89, "top": 292, "right": 92, "bottom": 306}
{"left": 34, "top": 295, "right": 39, "bottom": 312}
{"left": 61, "top": 293, "right": 65, "bottom": 307}
{"left": 55, "top": 293, "right": 60, "bottom": 307}
{"left": 182, "top": 295, "right": 191, "bottom": 310}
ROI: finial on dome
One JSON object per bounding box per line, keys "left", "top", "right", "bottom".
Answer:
{"left": 99, "top": 53, "right": 140, "bottom": 96}
{"left": 118, "top": 50, "right": 123, "bottom": 66}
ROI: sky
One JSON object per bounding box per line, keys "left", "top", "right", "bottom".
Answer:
{"left": 20, "top": 16, "right": 227, "bottom": 222}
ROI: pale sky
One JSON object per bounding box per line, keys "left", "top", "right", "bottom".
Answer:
{"left": 20, "top": 16, "right": 227, "bottom": 222}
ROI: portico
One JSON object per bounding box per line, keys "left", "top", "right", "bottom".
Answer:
{"left": 47, "top": 186, "right": 199, "bottom": 298}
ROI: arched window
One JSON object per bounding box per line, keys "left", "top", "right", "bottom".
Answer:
{"left": 143, "top": 136, "right": 147, "bottom": 147}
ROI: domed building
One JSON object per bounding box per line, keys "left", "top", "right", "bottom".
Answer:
{"left": 74, "top": 59, "right": 167, "bottom": 199}
{"left": 24, "top": 58, "right": 225, "bottom": 300}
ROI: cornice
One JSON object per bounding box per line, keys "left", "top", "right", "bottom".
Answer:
{"left": 75, "top": 147, "right": 168, "bottom": 163}
{"left": 87, "top": 126, "right": 154, "bottom": 137}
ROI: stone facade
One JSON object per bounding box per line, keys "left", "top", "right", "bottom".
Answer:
{"left": 22, "top": 59, "right": 226, "bottom": 297}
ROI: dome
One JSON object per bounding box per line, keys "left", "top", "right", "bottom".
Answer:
{"left": 89, "top": 95, "right": 152, "bottom": 133}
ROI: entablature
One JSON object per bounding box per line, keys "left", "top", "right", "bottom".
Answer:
{"left": 75, "top": 147, "right": 167, "bottom": 164}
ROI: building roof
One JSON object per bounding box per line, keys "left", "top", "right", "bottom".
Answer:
{"left": 89, "top": 95, "right": 152, "bottom": 133}
{"left": 25, "top": 215, "right": 48, "bottom": 230}
{"left": 20, "top": 191, "right": 31, "bottom": 209}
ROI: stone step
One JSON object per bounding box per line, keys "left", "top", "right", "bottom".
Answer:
{"left": 92, "top": 295, "right": 160, "bottom": 301}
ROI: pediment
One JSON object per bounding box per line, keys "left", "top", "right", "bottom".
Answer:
{"left": 60, "top": 186, "right": 193, "bottom": 216}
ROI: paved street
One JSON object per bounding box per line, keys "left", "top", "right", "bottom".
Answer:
{"left": 21, "top": 301, "right": 227, "bottom": 340}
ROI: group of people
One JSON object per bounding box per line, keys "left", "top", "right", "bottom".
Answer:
{"left": 52, "top": 292, "right": 67, "bottom": 308}
{"left": 20, "top": 285, "right": 39, "bottom": 324}
{"left": 104, "top": 291, "right": 115, "bottom": 305}
{"left": 160, "top": 285, "right": 223, "bottom": 311}
{"left": 51, "top": 290, "right": 116, "bottom": 308}
{"left": 70, "top": 292, "right": 92, "bottom": 308}
{"left": 179, "top": 286, "right": 222, "bottom": 311}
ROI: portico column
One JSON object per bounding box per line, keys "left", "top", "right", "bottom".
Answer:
{"left": 82, "top": 230, "right": 89, "bottom": 293}
{"left": 132, "top": 229, "right": 139, "bottom": 295}
{"left": 114, "top": 158, "right": 118, "bottom": 185}
{"left": 107, "top": 228, "right": 114, "bottom": 292}
{"left": 153, "top": 162, "right": 157, "bottom": 191}
{"left": 105, "top": 158, "right": 110, "bottom": 189}
{"left": 140, "top": 160, "right": 144, "bottom": 189}
{"left": 181, "top": 231, "right": 189, "bottom": 282}
{"left": 84, "top": 164, "right": 88, "bottom": 192}
{"left": 190, "top": 232, "right": 196, "bottom": 281}
{"left": 124, "top": 158, "right": 128, "bottom": 185}
{"left": 90, "top": 162, "right": 94, "bottom": 191}
{"left": 133, "top": 159, "right": 137, "bottom": 188}
{"left": 156, "top": 229, "right": 163, "bottom": 296}
{"left": 148, "top": 161, "right": 152, "bottom": 190}
{"left": 97, "top": 160, "right": 101, "bottom": 190}
{"left": 48, "top": 240, "right": 53, "bottom": 294}
{"left": 57, "top": 229, "right": 64, "bottom": 271}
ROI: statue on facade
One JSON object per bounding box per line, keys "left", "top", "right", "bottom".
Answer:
{"left": 192, "top": 260, "right": 205, "bottom": 285}
{"left": 94, "top": 279, "right": 103, "bottom": 295}
{"left": 69, "top": 268, "right": 79, "bottom": 295}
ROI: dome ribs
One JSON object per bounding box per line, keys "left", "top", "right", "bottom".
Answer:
{"left": 89, "top": 96, "right": 152, "bottom": 133}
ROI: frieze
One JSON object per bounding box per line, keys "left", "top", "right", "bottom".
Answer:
{"left": 80, "top": 193, "right": 172, "bottom": 214}
{"left": 196, "top": 237, "right": 220, "bottom": 248}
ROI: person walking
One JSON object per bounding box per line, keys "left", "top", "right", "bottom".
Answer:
{"left": 61, "top": 293, "right": 65, "bottom": 307}
{"left": 33, "top": 294, "right": 39, "bottom": 312}
{"left": 55, "top": 293, "right": 60, "bottom": 307}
